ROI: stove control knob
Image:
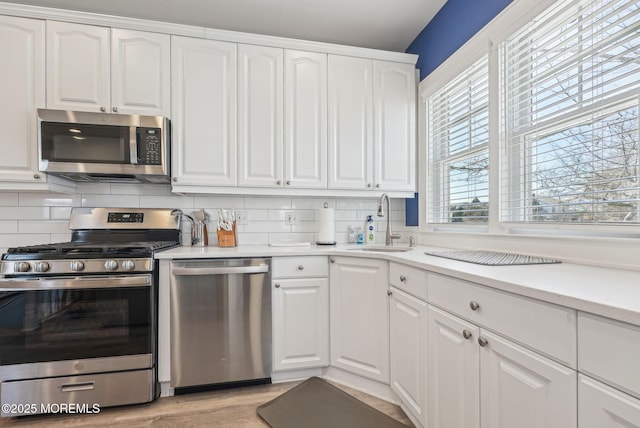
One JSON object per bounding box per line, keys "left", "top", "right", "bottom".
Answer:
{"left": 34, "top": 261, "right": 50, "bottom": 273}
{"left": 71, "top": 261, "right": 85, "bottom": 272}
{"left": 14, "top": 262, "right": 31, "bottom": 273}
{"left": 122, "top": 260, "right": 135, "bottom": 271}
{"left": 104, "top": 260, "right": 119, "bottom": 271}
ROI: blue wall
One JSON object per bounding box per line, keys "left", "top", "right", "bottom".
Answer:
{"left": 407, "top": 0, "right": 514, "bottom": 80}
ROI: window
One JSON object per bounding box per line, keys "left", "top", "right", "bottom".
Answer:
{"left": 427, "top": 55, "right": 489, "bottom": 223}
{"left": 502, "top": 0, "right": 640, "bottom": 223}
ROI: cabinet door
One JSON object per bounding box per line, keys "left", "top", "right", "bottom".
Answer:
{"left": 111, "top": 29, "right": 170, "bottom": 116}
{"left": 0, "top": 16, "right": 45, "bottom": 185}
{"left": 272, "top": 277, "right": 329, "bottom": 371}
{"left": 579, "top": 374, "right": 640, "bottom": 428}
{"left": 480, "top": 330, "right": 577, "bottom": 428}
{"left": 46, "top": 21, "right": 110, "bottom": 112}
{"left": 171, "top": 36, "right": 237, "bottom": 187}
{"left": 373, "top": 61, "right": 416, "bottom": 191}
{"left": 238, "top": 44, "right": 283, "bottom": 188}
{"left": 328, "top": 55, "right": 373, "bottom": 190}
{"left": 329, "top": 257, "right": 389, "bottom": 382}
{"left": 284, "top": 50, "right": 327, "bottom": 189}
{"left": 427, "top": 305, "right": 480, "bottom": 428}
{"left": 390, "top": 287, "right": 427, "bottom": 426}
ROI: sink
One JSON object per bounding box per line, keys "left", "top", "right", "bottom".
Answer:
{"left": 348, "top": 246, "right": 414, "bottom": 253}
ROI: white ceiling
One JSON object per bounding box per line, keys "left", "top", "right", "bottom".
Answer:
{"left": 3, "top": 0, "right": 446, "bottom": 52}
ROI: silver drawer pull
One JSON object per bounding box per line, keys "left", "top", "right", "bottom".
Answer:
{"left": 297, "top": 265, "right": 304, "bottom": 270}
{"left": 462, "top": 329, "right": 472, "bottom": 340}
{"left": 61, "top": 381, "right": 95, "bottom": 393}
{"left": 469, "top": 301, "right": 480, "bottom": 311}
{"left": 399, "top": 275, "right": 406, "bottom": 282}
{"left": 478, "top": 337, "right": 489, "bottom": 347}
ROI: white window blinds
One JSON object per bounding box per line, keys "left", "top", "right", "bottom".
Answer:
{"left": 502, "top": 0, "right": 640, "bottom": 223}
{"left": 428, "top": 55, "right": 489, "bottom": 224}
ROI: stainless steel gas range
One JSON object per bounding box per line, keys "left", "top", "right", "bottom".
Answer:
{"left": 0, "top": 208, "right": 180, "bottom": 417}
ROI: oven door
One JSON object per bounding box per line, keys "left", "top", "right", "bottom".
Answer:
{"left": 0, "top": 275, "right": 154, "bottom": 381}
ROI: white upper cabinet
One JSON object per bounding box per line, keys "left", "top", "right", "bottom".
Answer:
{"left": 237, "top": 44, "right": 284, "bottom": 188}
{"left": 284, "top": 50, "right": 327, "bottom": 189}
{"left": 328, "top": 55, "right": 373, "bottom": 190}
{"left": 373, "top": 61, "right": 416, "bottom": 191}
{"left": 0, "top": 15, "right": 50, "bottom": 189}
{"left": 171, "top": 36, "right": 237, "bottom": 187}
{"left": 46, "top": 21, "right": 110, "bottom": 113}
{"left": 111, "top": 28, "right": 170, "bottom": 116}
{"left": 328, "top": 55, "right": 416, "bottom": 192}
{"left": 47, "top": 21, "right": 169, "bottom": 116}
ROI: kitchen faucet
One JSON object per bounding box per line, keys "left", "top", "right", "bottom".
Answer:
{"left": 377, "top": 193, "right": 400, "bottom": 246}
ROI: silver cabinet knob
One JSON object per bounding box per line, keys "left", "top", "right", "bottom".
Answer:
{"left": 469, "top": 301, "right": 480, "bottom": 311}
{"left": 286, "top": 180, "right": 291, "bottom": 185}
{"left": 297, "top": 265, "right": 304, "bottom": 270}
{"left": 367, "top": 183, "right": 372, "bottom": 188}
{"left": 100, "top": 106, "right": 106, "bottom": 112}
{"left": 462, "top": 329, "right": 473, "bottom": 340}
{"left": 478, "top": 336, "right": 489, "bottom": 347}
{"left": 112, "top": 106, "right": 118, "bottom": 113}
{"left": 276, "top": 180, "right": 282, "bottom": 185}
{"left": 71, "top": 260, "right": 85, "bottom": 272}
{"left": 399, "top": 275, "right": 406, "bottom": 282}
{"left": 275, "top": 283, "right": 280, "bottom": 288}
{"left": 387, "top": 290, "right": 392, "bottom": 296}
{"left": 33, "top": 173, "right": 41, "bottom": 179}
{"left": 104, "top": 260, "right": 119, "bottom": 271}
{"left": 172, "top": 177, "right": 178, "bottom": 182}
{"left": 330, "top": 257, "right": 335, "bottom": 263}
{"left": 375, "top": 184, "right": 380, "bottom": 188}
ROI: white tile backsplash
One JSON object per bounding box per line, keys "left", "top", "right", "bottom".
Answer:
{"left": 0, "top": 184, "right": 409, "bottom": 250}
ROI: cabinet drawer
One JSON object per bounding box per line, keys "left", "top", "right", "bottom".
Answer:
{"left": 578, "top": 312, "right": 640, "bottom": 399}
{"left": 0, "top": 369, "right": 152, "bottom": 416}
{"left": 428, "top": 272, "right": 577, "bottom": 368}
{"left": 272, "top": 256, "right": 328, "bottom": 278}
{"left": 389, "top": 262, "right": 427, "bottom": 300}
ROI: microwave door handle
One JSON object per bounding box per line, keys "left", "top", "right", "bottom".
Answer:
{"left": 130, "top": 126, "right": 138, "bottom": 165}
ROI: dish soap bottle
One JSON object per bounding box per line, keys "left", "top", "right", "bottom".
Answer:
{"left": 366, "top": 215, "right": 375, "bottom": 245}
{"left": 355, "top": 227, "right": 364, "bottom": 245}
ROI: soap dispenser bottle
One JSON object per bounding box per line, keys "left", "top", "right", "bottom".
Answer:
{"left": 366, "top": 215, "right": 375, "bottom": 245}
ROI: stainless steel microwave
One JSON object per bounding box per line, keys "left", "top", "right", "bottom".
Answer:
{"left": 37, "top": 109, "right": 170, "bottom": 183}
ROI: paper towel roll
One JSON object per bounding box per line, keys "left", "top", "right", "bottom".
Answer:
{"left": 317, "top": 207, "right": 336, "bottom": 244}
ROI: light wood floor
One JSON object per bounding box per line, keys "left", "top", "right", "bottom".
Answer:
{"left": 0, "top": 380, "right": 413, "bottom": 427}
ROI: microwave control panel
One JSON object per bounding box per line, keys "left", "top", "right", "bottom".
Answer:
{"left": 137, "top": 127, "right": 163, "bottom": 165}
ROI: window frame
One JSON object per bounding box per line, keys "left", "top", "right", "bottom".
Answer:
{"left": 419, "top": 0, "right": 640, "bottom": 237}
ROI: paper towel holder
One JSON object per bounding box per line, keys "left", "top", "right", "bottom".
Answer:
{"left": 316, "top": 203, "right": 337, "bottom": 246}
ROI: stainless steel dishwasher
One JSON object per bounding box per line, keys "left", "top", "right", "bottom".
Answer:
{"left": 169, "top": 258, "right": 271, "bottom": 390}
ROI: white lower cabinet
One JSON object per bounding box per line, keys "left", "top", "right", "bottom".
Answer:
{"left": 272, "top": 277, "right": 329, "bottom": 371}
{"left": 480, "top": 330, "right": 577, "bottom": 428}
{"left": 271, "top": 257, "right": 329, "bottom": 372}
{"left": 579, "top": 374, "right": 640, "bottom": 427}
{"left": 427, "top": 305, "right": 480, "bottom": 428}
{"left": 329, "top": 256, "right": 389, "bottom": 383}
{"left": 428, "top": 306, "right": 577, "bottom": 428}
{"left": 389, "top": 287, "right": 427, "bottom": 427}
{"left": 427, "top": 271, "right": 578, "bottom": 428}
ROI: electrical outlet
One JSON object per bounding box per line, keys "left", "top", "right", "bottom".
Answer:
{"left": 285, "top": 212, "right": 297, "bottom": 225}
{"left": 236, "top": 210, "right": 249, "bottom": 225}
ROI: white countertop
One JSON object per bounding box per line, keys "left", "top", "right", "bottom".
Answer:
{"left": 156, "top": 244, "right": 640, "bottom": 326}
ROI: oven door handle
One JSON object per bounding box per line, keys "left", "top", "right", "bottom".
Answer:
{"left": 0, "top": 274, "right": 152, "bottom": 291}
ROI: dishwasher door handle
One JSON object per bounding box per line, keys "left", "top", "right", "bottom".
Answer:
{"left": 171, "top": 265, "right": 269, "bottom": 276}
